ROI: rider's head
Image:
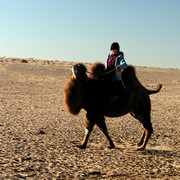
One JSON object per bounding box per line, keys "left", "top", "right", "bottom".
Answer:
{"left": 110, "top": 42, "right": 120, "bottom": 55}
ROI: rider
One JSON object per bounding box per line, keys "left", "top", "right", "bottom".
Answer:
{"left": 106, "top": 42, "right": 128, "bottom": 81}
{"left": 105, "top": 42, "right": 128, "bottom": 103}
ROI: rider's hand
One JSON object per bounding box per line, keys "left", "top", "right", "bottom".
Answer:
{"left": 115, "top": 65, "right": 121, "bottom": 72}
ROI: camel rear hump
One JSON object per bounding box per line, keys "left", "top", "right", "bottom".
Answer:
{"left": 122, "top": 66, "right": 162, "bottom": 95}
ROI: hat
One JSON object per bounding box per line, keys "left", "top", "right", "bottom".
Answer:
{"left": 110, "top": 42, "right": 120, "bottom": 51}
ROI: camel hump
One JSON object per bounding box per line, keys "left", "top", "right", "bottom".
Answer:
{"left": 122, "top": 65, "right": 137, "bottom": 81}
{"left": 89, "top": 62, "right": 105, "bottom": 79}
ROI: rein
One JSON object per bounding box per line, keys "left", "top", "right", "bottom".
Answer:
{"left": 86, "top": 66, "right": 117, "bottom": 75}
{"left": 86, "top": 66, "right": 126, "bottom": 88}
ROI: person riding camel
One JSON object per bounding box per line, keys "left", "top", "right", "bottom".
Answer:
{"left": 105, "top": 42, "right": 128, "bottom": 102}
{"left": 106, "top": 42, "right": 128, "bottom": 81}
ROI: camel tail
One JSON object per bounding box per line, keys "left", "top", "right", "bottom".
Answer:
{"left": 146, "top": 84, "right": 162, "bottom": 95}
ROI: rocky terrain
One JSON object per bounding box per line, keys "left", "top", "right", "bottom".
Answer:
{"left": 0, "top": 57, "right": 179, "bottom": 179}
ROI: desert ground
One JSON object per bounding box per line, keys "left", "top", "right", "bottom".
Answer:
{"left": 0, "top": 57, "right": 179, "bottom": 179}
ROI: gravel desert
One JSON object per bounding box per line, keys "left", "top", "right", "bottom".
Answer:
{"left": 0, "top": 57, "right": 179, "bottom": 179}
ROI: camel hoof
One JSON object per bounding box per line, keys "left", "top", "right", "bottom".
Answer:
{"left": 137, "top": 146, "right": 145, "bottom": 151}
{"left": 77, "top": 145, "right": 86, "bottom": 149}
{"left": 108, "top": 144, "right": 115, "bottom": 149}
{"left": 137, "top": 142, "right": 143, "bottom": 147}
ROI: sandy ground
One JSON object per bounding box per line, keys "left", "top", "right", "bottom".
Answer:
{"left": 0, "top": 57, "right": 179, "bottom": 179}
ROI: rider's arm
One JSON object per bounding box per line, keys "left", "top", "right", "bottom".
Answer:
{"left": 114, "top": 54, "right": 128, "bottom": 81}
{"left": 115, "top": 54, "right": 128, "bottom": 71}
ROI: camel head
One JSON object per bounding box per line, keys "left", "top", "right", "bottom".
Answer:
{"left": 72, "top": 63, "right": 88, "bottom": 82}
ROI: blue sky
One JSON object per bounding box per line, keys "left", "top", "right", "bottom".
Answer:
{"left": 0, "top": 0, "right": 179, "bottom": 68}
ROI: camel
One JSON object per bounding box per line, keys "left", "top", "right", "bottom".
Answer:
{"left": 64, "top": 62, "right": 162, "bottom": 150}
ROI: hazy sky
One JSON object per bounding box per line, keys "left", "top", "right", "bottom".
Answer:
{"left": 0, "top": 0, "right": 179, "bottom": 68}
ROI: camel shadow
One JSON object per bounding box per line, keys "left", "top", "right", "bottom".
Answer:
{"left": 141, "top": 148, "right": 177, "bottom": 158}
{"left": 115, "top": 144, "right": 178, "bottom": 159}
{"left": 70, "top": 141, "right": 177, "bottom": 159}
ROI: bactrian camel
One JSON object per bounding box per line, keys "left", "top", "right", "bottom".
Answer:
{"left": 64, "top": 63, "right": 162, "bottom": 150}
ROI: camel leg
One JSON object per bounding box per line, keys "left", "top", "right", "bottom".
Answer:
{"left": 78, "top": 113, "right": 95, "bottom": 149}
{"left": 130, "top": 112, "right": 146, "bottom": 147}
{"left": 137, "top": 129, "right": 145, "bottom": 147}
{"left": 137, "top": 116, "right": 153, "bottom": 151}
{"left": 96, "top": 115, "right": 115, "bottom": 149}
{"left": 137, "top": 129, "right": 152, "bottom": 150}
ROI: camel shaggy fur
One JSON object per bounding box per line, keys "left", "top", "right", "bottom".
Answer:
{"left": 64, "top": 63, "right": 162, "bottom": 150}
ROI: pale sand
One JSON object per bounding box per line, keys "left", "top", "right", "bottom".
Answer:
{"left": 0, "top": 57, "right": 179, "bottom": 179}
